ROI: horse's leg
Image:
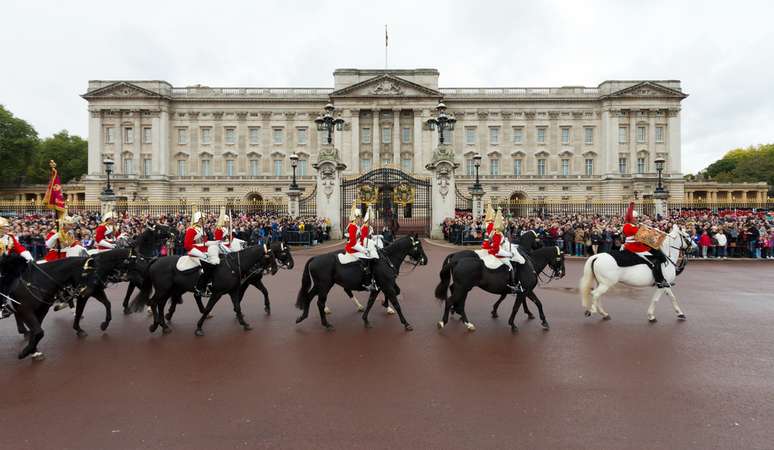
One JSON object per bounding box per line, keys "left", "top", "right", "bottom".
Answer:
{"left": 195, "top": 292, "right": 224, "bottom": 336}
{"left": 230, "top": 290, "right": 251, "bottom": 330}
{"left": 16, "top": 308, "right": 42, "bottom": 359}
{"left": 93, "top": 289, "right": 112, "bottom": 331}
{"left": 255, "top": 279, "right": 271, "bottom": 315}
{"left": 295, "top": 285, "right": 317, "bottom": 324}
{"left": 147, "top": 290, "right": 162, "bottom": 333}
{"left": 385, "top": 292, "right": 412, "bottom": 331}
{"left": 15, "top": 313, "right": 29, "bottom": 337}
{"left": 157, "top": 295, "right": 172, "bottom": 334}
{"left": 346, "top": 288, "right": 364, "bottom": 312}
{"left": 526, "top": 291, "right": 549, "bottom": 330}
{"left": 588, "top": 283, "right": 611, "bottom": 319}
{"left": 73, "top": 295, "right": 89, "bottom": 337}
{"left": 382, "top": 286, "right": 396, "bottom": 315}
{"left": 361, "top": 291, "right": 380, "bottom": 328}
{"left": 316, "top": 288, "right": 334, "bottom": 330}
{"left": 490, "top": 294, "right": 507, "bottom": 318}
{"left": 122, "top": 282, "right": 136, "bottom": 315}
{"left": 439, "top": 285, "right": 467, "bottom": 330}
{"left": 521, "top": 293, "right": 535, "bottom": 320}
{"left": 508, "top": 294, "right": 525, "bottom": 333}
{"left": 664, "top": 288, "right": 687, "bottom": 320}
{"left": 165, "top": 294, "right": 178, "bottom": 321}
{"left": 646, "top": 288, "right": 665, "bottom": 323}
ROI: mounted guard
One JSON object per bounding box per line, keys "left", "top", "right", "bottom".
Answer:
{"left": 487, "top": 208, "right": 526, "bottom": 293}
{"left": 44, "top": 215, "right": 81, "bottom": 262}
{"left": 0, "top": 216, "right": 33, "bottom": 318}
{"left": 481, "top": 203, "right": 495, "bottom": 251}
{"left": 95, "top": 211, "right": 118, "bottom": 251}
{"left": 622, "top": 201, "right": 669, "bottom": 288}
{"left": 341, "top": 204, "right": 377, "bottom": 291}
{"left": 183, "top": 210, "right": 218, "bottom": 297}
{"left": 214, "top": 209, "right": 233, "bottom": 253}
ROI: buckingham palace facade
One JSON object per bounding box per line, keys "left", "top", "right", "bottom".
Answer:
{"left": 81, "top": 68, "right": 687, "bottom": 203}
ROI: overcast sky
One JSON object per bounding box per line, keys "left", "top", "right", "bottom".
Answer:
{"left": 1, "top": 0, "right": 772, "bottom": 173}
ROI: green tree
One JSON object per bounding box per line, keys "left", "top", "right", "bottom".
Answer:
{"left": 0, "top": 104, "right": 39, "bottom": 185}
{"left": 701, "top": 143, "right": 774, "bottom": 193}
{"left": 28, "top": 131, "right": 88, "bottom": 184}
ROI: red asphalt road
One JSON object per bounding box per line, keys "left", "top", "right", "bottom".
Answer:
{"left": 1, "top": 241, "right": 773, "bottom": 450}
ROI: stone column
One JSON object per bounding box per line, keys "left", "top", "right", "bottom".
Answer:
{"left": 287, "top": 188, "right": 301, "bottom": 219}
{"left": 653, "top": 190, "right": 668, "bottom": 219}
{"left": 393, "top": 109, "right": 401, "bottom": 167}
{"left": 648, "top": 110, "right": 656, "bottom": 166}
{"left": 413, "top": 110, "right": 423, "bottom": 172}
{"left": 667, "top": 108, "right": 682, "bottom": 174}
{"left": 88, "top": 110, "right": 103, "bottom": 175}
{"left": 115, "top": 111, "right": 124, "bottom": 174}
{"left": 372, "top": 109, "right": 380, "bottom": 167}
{"left": 313, "top": 144, "right": 347, "bottom": 239}
{"left": 350, "top": 110, "right": 360, "bottom": 173}
{"left": 425, "top": 144, "right": 459, "bottom": 239}
{"left": 470, "top": 186, "right": 485, "bottom": 219}
{"left": 133, "top": 110, "right": 141, "bottom": 175}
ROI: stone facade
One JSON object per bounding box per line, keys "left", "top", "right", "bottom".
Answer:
{"left": 81, "top": 69, "right": 688, "bottom": 203}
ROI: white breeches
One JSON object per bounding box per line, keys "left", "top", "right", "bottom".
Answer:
{"left": 206, "top": 243, "right": 221, "bottom": 265}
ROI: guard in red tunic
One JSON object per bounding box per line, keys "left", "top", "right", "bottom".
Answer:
{"left": 185, "top": 211, "right": 217, "bottom": 296}
{"left": 344, "top": 204, "right": 367, "bottom": 256}
{"left": 481, "top": 203, "right": 495, "bottom": 251}
{"left": 487, "top": 208, "right": 525, "bottom": 293}
{"left": 622, "top": 202, "right": 668, "bottom": 288}
{"left": 44, "top": 215, "right": 79, "bottom": 262}
{"left": 214, "top": 211, "right": 232, "bottom": 252}
{"left": 0, "top": 216, "right": 33, "bottom": 318}
{"left": 95, "top": 211, "right": 118, "bottom": 251}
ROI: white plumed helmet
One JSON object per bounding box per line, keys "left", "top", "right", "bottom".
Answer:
{"left": 192, "top": 211, "right": 204, "bottom": 224}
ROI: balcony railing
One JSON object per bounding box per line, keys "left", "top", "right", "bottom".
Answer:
{"left": 440, "top": 87, "right": 600, "bottom": 97}
{"left": 171, "top": 87, "right": 334, "bottom": 98}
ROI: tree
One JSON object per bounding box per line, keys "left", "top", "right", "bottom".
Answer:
{"left": 701, "top": 143, "right": 774, "bottom": 193}
{"left": 28, "top": 131, "right": 88, "bottom": 184}
{"left": 0, "top": 105, "right": 39, "bottom": 185}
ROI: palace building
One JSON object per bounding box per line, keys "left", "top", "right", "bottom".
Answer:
{"left": 81, "top": 68, "right": 689, "bottom": 204}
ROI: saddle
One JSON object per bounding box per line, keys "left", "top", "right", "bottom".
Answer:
{"left": 176, "top": 255, "right": 202, "bottom": 272}
{"left": 474, "top": 249, "right": 509, "bottom": 271}
{"left": 609, "top": 250, "right": 656, "bottom": 268}
{"left": 337, "top": 253, "right": 359, "bottom": 265}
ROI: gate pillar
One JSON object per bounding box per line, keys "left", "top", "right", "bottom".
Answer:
{"left": 287, "top": 188, "right": 301, "bottom": 219}
{"left": 425, "top": 144, "right": 459, "bottom": 240}
{"left": 653, "top": 190, "right": 668, "bottom": 220}
{"left": 313, "top": 144, "right": 347, "bottom": 239}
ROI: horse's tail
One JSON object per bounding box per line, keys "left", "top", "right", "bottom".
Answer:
{"left": 434, "top": 254, "right": 454, "bottom": 302}
{"left": 580, "top": 255, "right": 599, "bottom": 310}
{"left": 295, "top": 258, "right": 313, "bottom": 310}
{"left": 129, "top": 261, "right": 157, "bottom": 313}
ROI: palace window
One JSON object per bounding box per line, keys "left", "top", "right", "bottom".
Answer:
{"left": 585, "top": 159, "right": 594, "bottom": 176}
{"left": 561, "top": 127, "right": 570, "bottom": 145}
{"left": 360, "top": 158, "right": 372, "bottom": 172}
{"left": 465, "top": 158, "right": 475, "bottom": 176}
{"left": 201, "top": 127, "right": 212, "bottom": 145}
{"left": 225, "top": 128, "right": 236, "bottom": 145}
{"left": 537, "top": 159, "right": 546, "bottom": 176}
{"left": 178, "top": 128, "right": 188, "bottom": 145}
{"left": 489, "top": 127, "right": 500, "bottom": 145}
{"left": 124, "top": 127, "right": 133, "bottom": 144}
{"left": 201, "top": 159, "right": 211, "bottom": 176}
{"left": 143, "top": 127, "right": 152, "bottom": 144}
{"left": 561, "top": 158, "right": 569, "bottom": 176}
{"left": 249, "top": 159, "right": 260, "bottom": 176}
{"left": 143, "top": 158, "right": 152, "bottom": 177}
{"left": 584, "top": 127, "right": 593, "bottom": 145}
{"left": 123, "top": 157, "right": 133, "bottom": 175}
{"left": 402, "top": 127, "right": 411, "bottom": 144}
{"left": 401, "top": 157, "right": 413, "bottom": 173}
{"left": 637, "top": 157, "right": 646, "bottom": 174}
{"left": 226, "top": 159, "right": 235, "bottom": 176}
{"left": 273, "top": 159, "right": 283, "bottom": 176}
{"left": 361, "top": 127, "right": 371, "bottom": 144}
{"left": 655, "top": 126, "right": 665, "bottom": 143}
{"left": 489, "top": 158, "right": 500, "bottom": 175}
{"left": 382, "top": 127, "right": 391, "bottom": 144}
{"left": 513, "top": 127, "right": 523, "bottom": 144}
{"left": 619, "top": 157, "right": 627, "bottom": 174}
{"left": 105, "top": 127, "right": 115, "bottom": 144}
{"left": 298, "top": 159, "right": 307, "bottom": 176}
{"left": 618, "top": 126, "right": 628, "bottom": 144}
{"left": 465, "top": 127, "right": 476, "bottom": 145}
{"left": 248, "top": 127, "right": 260, "bottom": 145}
{"left": 537, "top": 127, "right": 546, "bottom": 144}
{"left": 272, "top": 128, "right": 283, "bottom": 145}
{"left": 297, "top": 127, "right": 308, "bottom": 145}
{"left": 177, "top": 160, "right": 187, "bottom": 176}
{"left": 637, "top": 126, "right": 647, "bottom": 143}
{"left": 513, "top": 159, "right": 522, "bottom": 176}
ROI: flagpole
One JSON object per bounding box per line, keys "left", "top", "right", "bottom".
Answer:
{"left": 384, "top": 24, "right": 388, "bottom": 70}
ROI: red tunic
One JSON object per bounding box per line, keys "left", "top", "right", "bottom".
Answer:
{"left": 1, "top": 234, "right": 28, "bottom": 257}
{"left": 622, "top": 223, "right": 650, "bottom": 253}
{"left": 184, "top": 227, "right": 208, "bottom": 254}
{"left": 359, "top": 224, "right": 370, "bottom": 245}
{"left": 481, "top": 222, "right": 494, "bottom": 250}
{"left": 214, "top": 227, "right": 231, "bottom": 248}
{"left": 488, "top": 231, "right": 504, "bottom": 256}
{"left": 344, "top": 222, "right": 359, "bottom": 254}
{"left": 95, "top": 224, "right": 115, "bottom": 250}
{"left": 44, "top": 231, "right": 77, "bottom": 262}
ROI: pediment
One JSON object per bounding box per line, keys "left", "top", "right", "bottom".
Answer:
{"left": 82, "top": 82, "right": 166, "bottom": 100}
{"left": 330, "top": 74, "right": 442, "bottom": 98}
{"left": 604, "top": 82, "right": 687, "bottom": 99}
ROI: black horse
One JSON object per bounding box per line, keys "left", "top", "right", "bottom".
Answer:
{"left": 130, "top": 245, "right": 277, "bottom": 336}
{"left": 71, "top": 248, "right": 133, "bottom": 337}
{"left": 8, "top": 257, "right": 99, "bottom": 359}
{"left": 121, "top": 224, "right": 177, "bottom": 314}
{"left": 0, "top": 254, "right": 29, "bottom": 307}
{"left": 295, "top": 235, "right": 427, "bottom": 330}
{"left": 434, "top": 245, "right": 565, "bottom": 332}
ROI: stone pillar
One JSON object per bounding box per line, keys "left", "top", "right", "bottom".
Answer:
{"left": 372, "top": 109, "right": 380, "bottom": 167}
{"left": 88, "top": 110, "right": 103, "bottom": 175}
{"left": 653, "top": 190, "right": 668, "bottom": 220}
{"left": 287, "top": 188, "right": 301, "bottom": 219}
{"left": 413, "top": 110, "right": 423, "bottom": 172}
{"left": 668, "top": 109, "right": 681, "bottom": 174}
{"left": 425, "top": 143, "right": 459, "bottom": 239}
{"left": 350, "top": 110, "right": 360, "bottom": 173}
{"left": 470, "top": 186, "right": 485, "bottom": 219}
{"left": 393, "top": 109, "right": 401, "bottom": 167}
{"left": 313, "top": 144, "right": 347, "bottom": 239}
{"left": 100, "top": 193, "right": 117, "bottom": 218}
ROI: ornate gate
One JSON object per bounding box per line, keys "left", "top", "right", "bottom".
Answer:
{"left": 341, "top": 168, "right": 432, "bottom": 237}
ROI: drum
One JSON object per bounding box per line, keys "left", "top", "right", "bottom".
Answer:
{"left": 634, "top": 225, "right": 667, "bottom": 249}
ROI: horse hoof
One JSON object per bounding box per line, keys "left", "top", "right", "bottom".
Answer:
{"left": 324, "top": 325, "right": 335, "bottom": 331}
{"left": 511, "top": 325, "right": 519, "bottom": 333}
{"left": 541, "top": 322, "right": 550, "bottom": 330}
{"left": 491, "top": 311, "right": 499, "bottom": 319}
{"left": 264, "top": 307, "right": 271, "bottom": 315}
{"left": 295, "top": 316, "right": 305, "bottom": 324}
{"left": 207, "top": 314, "right": 214, "bottom": 319}
{"left": 324, "top": 306, "right": 332, "bottom": 315}
{"left": 648, "top": 317, "right": 658, "bottom": 323}
{"left": 386, "top": 307, "right": 396, "bottom": 315}
{"left": 677, "top": 314, "right": 687, "bottom": 321}
{"left": 243, "top": 324, "right": 252, "bottom": 331}
{"left": 584, "top": 310, "right": 591, "bottom": 317}
{"left": 162, "top": 327, "right": 172, "bottom": 335}
{"left": 195, "top": 329, "right": 204, "bottom": 337}
{"left": 31, "top": 352, "right": 45, "bottom": 361}
{"left": 146, "top": 307, "right": 153, "bottom": 316}
{"left": 465, "top": 322, "right": 476, "bottom": 332}
{"left": 357, "top": 306, "right": 365, "bottom": 312}
{"left": 123, "top": 308, "right": 130, "bottom": 315}
{"left": 364, "top": 321, "right": 372, "bottom": 329}
{"left": 602, "top": 315, "right": 612, "bottom": 321}
{"left": 149, "top": 324, "right": 158, "bottom": 333}
{"left": 404, "top": 324, "right": 414, "bottom": 332}
{"left": 76, "top": 330, "right": 88, "bottom": 338}
{"left": 527, "top": 314, "right": 535, "bottom": 320}
{"left": 437, "top": 321, "right": 444, "bottom": 330}
{"left": 100, "top": 322, "right": 109, "bottom": 331}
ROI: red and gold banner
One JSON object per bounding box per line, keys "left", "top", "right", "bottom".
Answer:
{"left": 42, "top": 160, "right": 65, "bottom": 214}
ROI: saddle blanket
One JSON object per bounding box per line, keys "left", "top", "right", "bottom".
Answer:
{"left": 86, "top": 249, "right": 101, "bottom": 256}
{"left": 337, "top": 253, "right": 359, "bottom": 265}
{"left": 474, "top": 249, "right": 511, "bottom": 270}
{"left": 176, "top": 256, "right": 202, "bottom": 272}
{"left": 609, "top": 250, "right": 654, "bottom": 268}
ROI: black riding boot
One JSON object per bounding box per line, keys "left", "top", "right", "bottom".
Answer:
{"left": 650, "top": 250, "right": 669, "bottom": 288}
{"left": 361, "top": 259, "right": 378, "bottom": 292}
{"left": 196, "top": 261, "right": 217, "bottom": 297}
{"left": 507, "top": 264, "right": 523, "bottom": 294}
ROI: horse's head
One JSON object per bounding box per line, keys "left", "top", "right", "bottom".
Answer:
{"left": 0, "top": 253, "right": 28, "bottom": 295}
{"left": 261, "top": 244, "right": 279, "bottom": 275}
{"left": 519, "top": 229, "right": 543, "bottom": 251}
{"left": 549, "top": 246, "right": 566, "bottom": 279}
{"left": 668, "top": 224, "right": 696, "bottom": 255}
{"left": 406, "top": 234, "right": 428, "bottom": 266}
{"left": 271, "top": 240, "right": 294, "bottom": 270}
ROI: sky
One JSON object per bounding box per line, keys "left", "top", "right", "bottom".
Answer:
{"left": 1, "top": 0, "right": 772, "bottom": 174}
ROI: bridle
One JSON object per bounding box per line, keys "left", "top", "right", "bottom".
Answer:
{"left": 665, "top": 231, "right": 692, "bottom": 271}
{"left": 537, "top": 246, "right": 565, "bottom": 284}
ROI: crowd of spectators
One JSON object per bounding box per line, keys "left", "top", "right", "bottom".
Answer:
{"left": 442, "top": 209, "right": 774, "bottom": 259}
{"left": 4, "top": 211, "right": 332, "bottom": 260}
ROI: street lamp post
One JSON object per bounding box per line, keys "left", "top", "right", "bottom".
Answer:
{"left": 289, "top": 153, "right": 299, "bottom": 190}
{"left": 654, "top": 157, "right": 666, "bottom": 194}
{"left": 314, "top": 103, "right": 345, "bottom": 145}
{"left": 426, "top": 102, "right": 456, "bottom": 146}
{"left": 472, "top": 153, "right": 482, "bottom": 190}
{"left": 102, "top": 158, "right": 115, "bottom": 196}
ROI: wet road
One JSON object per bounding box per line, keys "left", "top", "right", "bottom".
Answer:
{"left": 1, "top": 241, "right": 773, "bottom": 449}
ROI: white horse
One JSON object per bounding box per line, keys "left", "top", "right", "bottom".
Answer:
{"left": 579, "top": 224, "right": 696, "bottom": 323}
